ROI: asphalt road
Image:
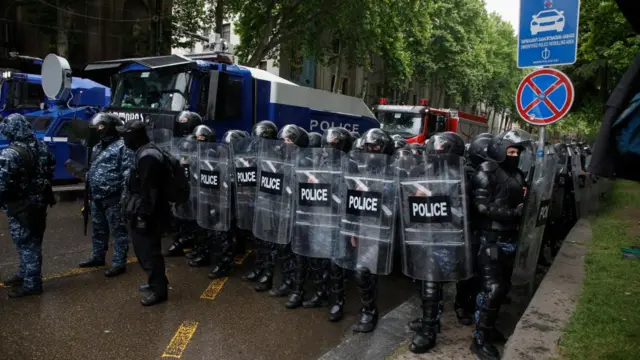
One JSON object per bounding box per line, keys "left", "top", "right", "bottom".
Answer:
{"left": 0, "top": 199, "right": 414, "bottom": 360}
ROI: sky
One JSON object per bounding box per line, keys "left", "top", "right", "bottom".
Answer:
{"left": 485, "top": 0, "right": 521, "bottom": 34}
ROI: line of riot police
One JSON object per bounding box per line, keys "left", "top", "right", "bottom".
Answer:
{"left": 54, "top": 109, "right": 604, "bottom": 359}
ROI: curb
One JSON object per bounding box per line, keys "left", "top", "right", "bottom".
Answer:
{"left": 502, "top": 219, "right": 591, "bottom": 360}
{"left": 317, "top": 296, "right": 420, "bottom": 360}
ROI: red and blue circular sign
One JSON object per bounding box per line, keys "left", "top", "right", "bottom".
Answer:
{"left": 515, "top": 68, "right": 574, "bottom": 126}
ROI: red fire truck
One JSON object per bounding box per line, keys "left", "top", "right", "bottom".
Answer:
{"left": 373, "top": 98, "right": 489, "bottom": 143}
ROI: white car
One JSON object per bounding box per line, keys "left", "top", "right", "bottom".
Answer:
{"left": 530, "top": 9, "right": 566, "bottom": 35}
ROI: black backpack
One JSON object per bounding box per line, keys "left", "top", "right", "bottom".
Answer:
{"left": 136, "top": 143, "right": 190, "bottom": 205}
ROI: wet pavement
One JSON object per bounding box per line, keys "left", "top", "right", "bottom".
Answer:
{"left": 0, "top": 199, "right": 414, "bottom": 360}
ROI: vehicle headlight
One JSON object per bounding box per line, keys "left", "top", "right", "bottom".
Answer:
{"left": 532, "top": 21, "right": 538, "bottom": 25}
{"left": 558, "top": 17, "right": 564, "bottom": 22}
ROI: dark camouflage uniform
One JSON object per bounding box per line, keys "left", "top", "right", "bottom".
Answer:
{"left": 0, "top": 115, "right": 55, "bottom": 291}
{"left": 87, "top": 137, "right": 133, "bottom": 268}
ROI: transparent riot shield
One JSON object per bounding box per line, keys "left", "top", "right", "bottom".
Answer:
{"left": 232, "top": 137, "right": 258, "bottom": 231}
{"left": 171, "top": 137, "right": 199, "bottom": 220}
{"left": 64, "top": 119, "right": 99, "bottom": 181}
{"left": 197, "top": 142, "right": 231, "bottom": 232}
{"left": 549, "top": 146, "right": 568, "bottom": 222}
{"left": 291, "top": 147, "right": 344, "bottom": 258}
{"left": 519, "top": 143, "right": 536, "bottom": 186}
{"left": 149, "top": 128, "right": 173, "bottom": 152}
{"left": 334, "top": 152, "right": 398, "bottom": 275}
{"left": 252, "top": 138, "right": 297, "bottom": 244}
{"left": 568, "top": 148, "right": 582, "bottom": 218}
{"left": 512, "top": 148, "right": 558, "bottom": 286}
{"left": 399, "top": 154, "right": 473, "bottom": 282}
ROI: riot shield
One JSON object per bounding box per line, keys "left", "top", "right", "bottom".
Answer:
{"left": 334, "top": 152, "right": 398, "bottom": 275}
{"left": 232, "top": 137, "right": 258, "bottom": 231}
{"left": 150, "top": 128, "right": 173, "bottom": 152}
{"left": 196, "top": 142, "right": 231, "bottom": 232}
{"left": 252, "top": 138, "right": 297, "bottom": 244}
{"left": 512, "top": 148, "right": 558, "bottom": 286}
{"left": 519, "top": 143, "right": 536, "bottom": 186}
{"left": 549, "top": 146, "right": 568, "bottom": 222}
{"left": 171, "top": 137, "right": 199, "bottom": 220}
{"left": 399, "top": 154, "right": 473, "bottom": 282}
{"left": 291, "top": 147, "right": 344, "bottom": 258}
{"left": 568, "top": 147, "right": 582, "bottom": 218}
{"left": 64, "top": 119, "right": 99, "bottom": 181}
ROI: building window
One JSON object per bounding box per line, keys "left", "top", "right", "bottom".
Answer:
{"left": 222, "top": 24, "right": 231, "bottom": 42}
{"left": 258, "top": 61, "right": 268, "bottom": 70}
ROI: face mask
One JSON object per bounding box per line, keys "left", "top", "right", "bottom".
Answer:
{"left": 503, "top": 155, "right": 520, "bottom": 170}
{"left": 122, "top": 132, "right": 138, "bottom": 150}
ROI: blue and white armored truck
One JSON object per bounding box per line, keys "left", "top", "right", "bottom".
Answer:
{"left": 0, "top": 54, "right": 111, "bottom": 182}
{"left": 81, "top": 51, "right": 379, "bottom": 138}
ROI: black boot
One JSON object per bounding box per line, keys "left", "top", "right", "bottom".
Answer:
{"left": 255, "top": 244, "right": 276, "bottom": 292}
{"left": 328, "top": 263, "right": 346, "bottom": 322}
{"left": 470, "top": 309, "right": 501, "bottom": 360}
{"left": 270, "top": 246, "right": 294, "bottom": 297}
{"left": 188, "top": 247, "right": 210, "bottom": 267}
{"left": 78, "top": 258, "right": 106, "bottom": 268}
{"left": 409, "top": 321, "right": 438, "bottom": 354}
{"left": 454, "top": 277, "right": 478, "bottom": 326}
{"left": 165, "top": 235, "right": 191, "bottom": 257}
{"left": 285, "top": 255, "right": 307, "bottom": 309}
{"left": 352, "top": 271, "right": 378, "bottom": 333}
{"left": 303, "top": 259, "right": 328, "bottom": 308}
{"left": 208, "top": 231, "right": 234, "bottom": 279}
{"left": 243, "top": 241, "right": 265, "bottom": 282}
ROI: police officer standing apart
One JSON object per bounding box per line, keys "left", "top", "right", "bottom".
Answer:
{"left": 469, "top": 130, "right": 528, "bottom": 360}
{"left": 78, "top": 113, "right": 132, "bottom": 276}
{"left": 118, "top": 120, "right": 170, "bottom": 306}
{"left": 0, "top": 114, "right": 56, "bottom": 298}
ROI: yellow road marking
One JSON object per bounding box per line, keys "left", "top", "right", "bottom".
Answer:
{"left": 200, "top": 277, "right": 228, "bottom": 300}
{"left": 234, "top": 249, "right": 252, "bottom": 265}
{"left": 0, "top": 257, "right": 138, "bottom": 288}
{"left": 161, "top": 321, "right": 198, "bottom": 358}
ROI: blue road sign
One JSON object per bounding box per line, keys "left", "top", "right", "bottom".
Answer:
{"left": 517, "top": 0, "right": 581, "bottom": 68}
{"left": 515, "top": 68, "right": 574, "bottom": 126}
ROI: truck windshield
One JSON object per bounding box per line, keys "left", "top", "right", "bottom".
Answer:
{"left": 25, "top": 115, "right": 52, "bottom": 132}
{"left": 112, "top": 69, "right": 190, "bottom": 111}
{"left": 377, "top": 111, "right": 423, "bottom": 137}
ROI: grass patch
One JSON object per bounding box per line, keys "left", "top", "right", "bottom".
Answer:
{"left": 558, "top": 180, "right": 640, "bottom": 360}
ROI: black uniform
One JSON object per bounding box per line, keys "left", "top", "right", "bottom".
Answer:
{"left": 119, "top": 120, "right": 170, "bottom": 306}
{"left": 165, "top": 111, "right": 204, "bottom": 257}
{"left": 469, "top": 130, "right": 528, "bottom": 360}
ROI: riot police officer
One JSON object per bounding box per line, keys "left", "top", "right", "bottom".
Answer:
{"left": 323, "top": 127, "right": 355, "bottom": 321}
{"left": 469, "top": 130, "right": 529, "bottom": 360}
{"left": 406, "top": 132, "right": 470, "bottom": 353}
{"left": 248, "top": 121, "right": 281, "bottom": 292}
{"left": 187, "top": 125, "right": 217, "bottom": 268}
{"left": 454, "top": 133, "right": 493, "bottom": 326}
{"left": 0, "top": 114, "right": 56, "bottom": 298}
{"left": 78, "top": 113, "right": 132, "bottom": 277}
{"left": 165, "top": 111, "right": 204, "bottom": 257}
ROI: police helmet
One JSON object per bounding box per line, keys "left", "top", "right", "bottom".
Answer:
{"left": 468, "top": 135, "right": 494, "bottom": 167}
{"left": 222, "top": 129, "right": 249, "bottom": 144}
{"left": 322, "top": 127, "right": 353, "bottom": 153}
{"left": 175, "top": 111, "right": 203, "bottom": 136}
{"left": 425, "top": 131, "right": 465, "bottom": 156}
{"left": 278, "top": 124, "right": 309, "bottom": 148}
{"left": 193, "top": 125, "right": 215, "bottom": 142}
{"left": 487, "top": 129, "right": 532, "bottom": 163}
{"left": 308, "top": 132, "right": 323, "bottom": 148}
{"left": 252, "top": 120, "right": 278, "bottom": 139}
{"left": 360, "top": 128, "right": 394, "bottom": 155}
{"left": 350, "top": 131, "right": 360, "bottom": 139}
{"left": 391, "top": 134, "right": 404, "bottom": 141}
{"left": 90, "top": 113, "right": 123, "bottom": 136}
{"left": 353, "top": 137, "right": 365, "bottom": 151}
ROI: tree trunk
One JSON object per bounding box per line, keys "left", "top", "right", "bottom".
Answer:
{"left": 56, "top": 2, "right": 72, "bottom": 58}
{"left": 361, "top": 74, "right": 369, "bottom": 100}
{"left": 491, "top": 109, "right": 498, "bottom": 131}
{"left": 332, "top": 42, "right": 342, "bottom": 93}
{"left": 214, "top": 0, "right": 225, "bottom": 34}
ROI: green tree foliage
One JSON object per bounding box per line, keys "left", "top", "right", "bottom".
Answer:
{"left": 171, "top": 0, "right": 209, "bottom": 49}
{"left": 554, "top": 0, "right": 640, "bottom": 140}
